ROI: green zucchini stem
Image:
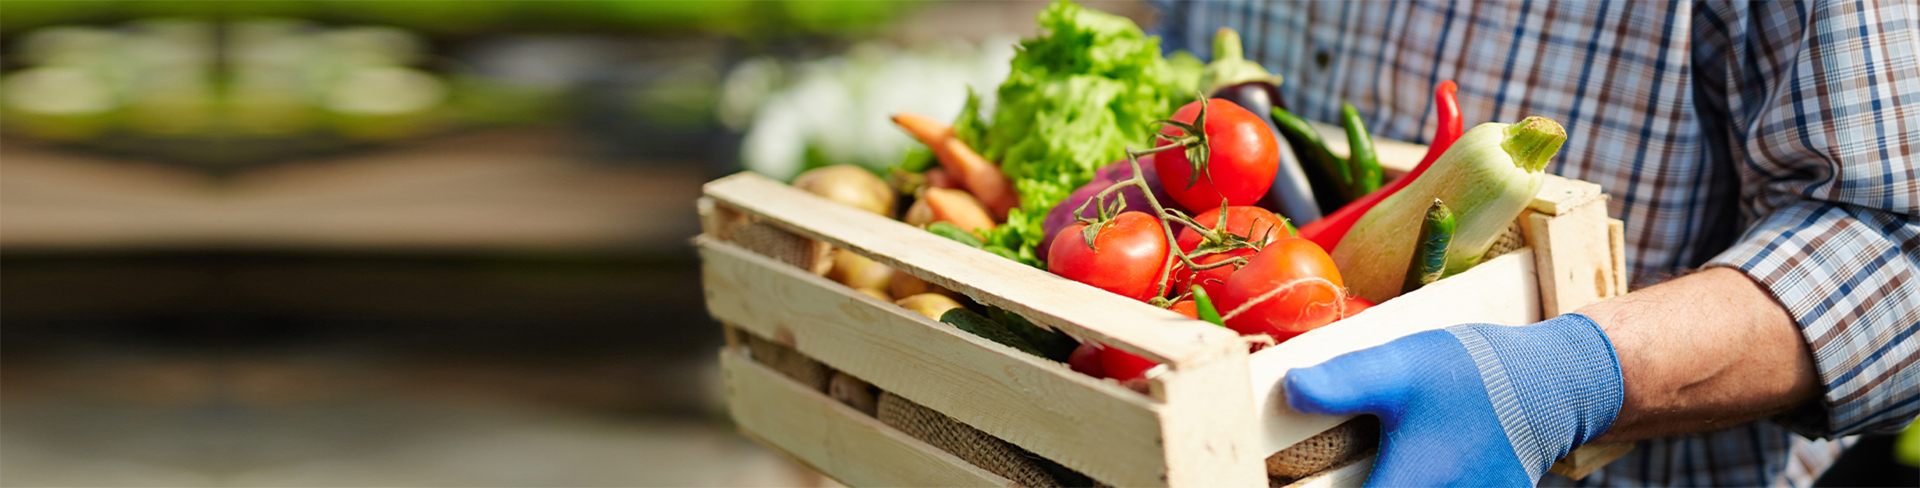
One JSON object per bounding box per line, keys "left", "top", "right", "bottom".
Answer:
{"left": 1502, "top": 116, "right": 1567, "bottom": 173}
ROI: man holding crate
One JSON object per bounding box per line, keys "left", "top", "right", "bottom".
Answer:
{"left": 1157, "top": 1, "right": 1918, "bottom": 486}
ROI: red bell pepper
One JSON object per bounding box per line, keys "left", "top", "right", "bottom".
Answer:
{"left": 1298, "top": 80, "right": 1462, "bottom": 252}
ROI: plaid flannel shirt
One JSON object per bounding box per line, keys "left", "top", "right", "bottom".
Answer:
{"left": 1153, "top": 1, "right": 1920, "bottom": 486}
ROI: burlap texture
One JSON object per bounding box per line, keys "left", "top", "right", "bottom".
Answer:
{"left": 722, "top": 215, "right": 834, "bottom": 275}
{"left": 877, "top": 392, "right": 1060, "bottom": 488}
{"left": 1484, "top": 220, "right": 1529, "bottom": 260}
{"left": 1264, "top": 416, "right": 1380, "bottom": 479}
{"left": 828, "top": 372, "right": 879, "bottom": 416}
{"left": 742, "top": 333, "right": 831, "bottom": 392}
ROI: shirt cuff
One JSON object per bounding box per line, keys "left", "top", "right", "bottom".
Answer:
{"left": 1705, "top": 201, "right": 1920, "bottom": 438}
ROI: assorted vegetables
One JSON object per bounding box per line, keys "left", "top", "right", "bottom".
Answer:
{"left": 1299, "top": 80, "right": 1463, "bottom": 252}
{"left": 786, "top": 2, "right": 1564, "bottom": 388}
{"left": 1200, "top": 28, "right": 1322, "bottom": 225}
{"left": 968, "top": 0, "right": 1202, "bottom": 264}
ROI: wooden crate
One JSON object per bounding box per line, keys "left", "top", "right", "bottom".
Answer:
{"left": 697, "top": 131, "right": 1630, "bottom": 487}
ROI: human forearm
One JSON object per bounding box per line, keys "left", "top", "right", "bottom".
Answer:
{"left": 1578, "top": 267, "right": 1820, "bottom": 443}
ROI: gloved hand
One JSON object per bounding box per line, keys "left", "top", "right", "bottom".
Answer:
{"left": 1284, "top": 313, "right": 1625, "bottom": 487}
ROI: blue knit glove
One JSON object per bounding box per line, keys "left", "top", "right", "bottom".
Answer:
{"left": 1284, "top": 313, "right": 1625, "bottom": 487}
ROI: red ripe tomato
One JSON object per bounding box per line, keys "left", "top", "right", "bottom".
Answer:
{"left": 1154, "top": 99, "right": 1280, "bottom": 212}
{"left": 1100, "top": 346, "right": 1159, "bottom": 382}
{"left": 1047, "top": 211, "right": 1170, "bottom": 302}
{"left": 1339, "top": 296, "right": 1376, "bottom": 320}
{"left": 1216, "top": 237, "right": 1345, "bottom": 342}
{"left": 1068, "top": 342, "right": 1106, "bottom": 378}
{"left": 1172, "top": 207, "right": 1292, "bottom": 300}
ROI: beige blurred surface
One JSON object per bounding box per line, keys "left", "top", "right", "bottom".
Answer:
{"left": 0, "top": 131, "right": 702, "bottom": 253}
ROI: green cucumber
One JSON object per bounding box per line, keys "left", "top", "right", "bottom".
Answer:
{"left": 986, "top": 306, "right": 1079, "bottom": 362}
{"left": 940, "top": 308, "right": 1045, "bottom": 357}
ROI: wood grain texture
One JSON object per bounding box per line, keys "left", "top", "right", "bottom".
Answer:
{"left": 1528, "top": 201, "right": 1620, "bottom": 317}
{"left": 699, "top": 237, "right": 1172, "bottom": 487}
{"left": 721, "top": 349, "right": 1017, "bottom": 488}
{"left": 1149, "top": 348, "right": 1265, "bottom": 487}
{"left": 703, "top": 173, "right": 1241, "bottom": 368}
{"left": 1609, "top": 219, "right": 1629, "bottom": 295}
{"left": 1528, "top": 177, "right": 1606, "bottom": 216}
{"left": 1245, "top": 250, "right": 1542, "bottom": 456}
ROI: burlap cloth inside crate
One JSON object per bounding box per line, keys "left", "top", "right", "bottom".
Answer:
{"left": 877, "top": 392, "right": 1066, "bottom": 488}
{"left": 1484, "top": 220, "right": 1528, "bottom": 261}
{"left": 742, "top": 333, "right": 831, "bottom": 392}
{"left": 715, "top": 210, "right": 835, "bottom": 275}
{"left": 1265, "top": 416, "right": 1379, "bottom": 479}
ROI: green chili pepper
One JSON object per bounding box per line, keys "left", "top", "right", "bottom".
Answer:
{"left": 1269, "top": 106, "right": 1351, "bottom": 210}
{"left": 1402, "top": 198, "right": 1457, "bottom": 294}
{"left": 1340, "top": 102, "right": 1384, "bottom": 198}
{"left": 1190, "top": 285, "right": 1226, "bottom": 327}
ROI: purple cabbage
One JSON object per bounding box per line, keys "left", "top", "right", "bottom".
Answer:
{"left": 1038, "top": 155, "right": 1181, "bottom": 261}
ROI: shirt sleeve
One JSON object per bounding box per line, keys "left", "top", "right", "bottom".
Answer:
{"left": 1700, "top": 0, "right": 1920, "bottom": 438}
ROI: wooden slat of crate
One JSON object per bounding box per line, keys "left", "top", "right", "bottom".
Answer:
{"left": 702, "top": 173, "right": 1241, "bottom": 368}
{"left": 1245, "top": 248, "right": 1542, "bottom": 456}
{"left": 720, "top": 348, "right": 1016, "bottom": 488}
{"left": 699, "top": 237, "right": 1179, "bottom": 487}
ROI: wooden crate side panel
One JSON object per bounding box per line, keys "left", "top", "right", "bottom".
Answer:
{"left": 1245, "top": 250, "right": 1542, "bottom": 455}
{"left": 1528, "top": 200, "right": 1621, "bottom": 317}
{"left": 699, "top": 238, "right": 1173, "bottom": 487}
{"left": 721, "top": 349, "right": 1017, "bottom": 488}
{"left": 702, "top": 173, "right": 1240, "bottom": 367}
{"left": 1150, "top": 348, "right": 1265, "bottom": 487}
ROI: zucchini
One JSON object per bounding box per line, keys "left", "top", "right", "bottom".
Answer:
{"left": 1332, "top": 117, "right": 1565, "bottom": 302}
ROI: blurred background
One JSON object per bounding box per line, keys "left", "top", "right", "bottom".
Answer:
{"left": 1, "top": 1, "right": 1911, "bottom": 487}
{"left": 0, "top": 1, "right": 1159, "bottom": 485}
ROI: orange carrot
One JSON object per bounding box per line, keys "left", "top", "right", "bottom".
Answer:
{"left": 922, "top": 187, "right": 996, "bottom": 233}
{"left": 892, "top": 112, "right": 1020, "bottom": 220}
{"left": 941, "top": 138, "right": 1018, "bottom": 219}
{"left": 892, "top": 112, "right": 954, "bottom": 147}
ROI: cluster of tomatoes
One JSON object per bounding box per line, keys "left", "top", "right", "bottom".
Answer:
{"left": 1044, "top": 99, "right": 1372, "bottom": 383}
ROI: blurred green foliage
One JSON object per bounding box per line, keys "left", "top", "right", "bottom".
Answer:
{"left": 0, "top": 0, "right": 919, "bottom": 38}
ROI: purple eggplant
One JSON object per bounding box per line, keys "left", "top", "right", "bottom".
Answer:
{"left": 1038, "top": 155, "right": 1177, "bottom": 261}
